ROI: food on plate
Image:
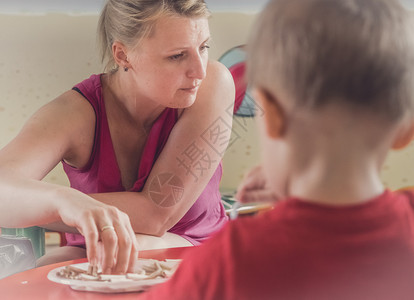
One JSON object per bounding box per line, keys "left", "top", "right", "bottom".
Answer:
{"left": 56, "top": 259, "right": 181, "bottom": 282}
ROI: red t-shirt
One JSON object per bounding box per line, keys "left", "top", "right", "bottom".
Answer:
{"left": 141, "top": 189, "right": 414, "bottom": 300}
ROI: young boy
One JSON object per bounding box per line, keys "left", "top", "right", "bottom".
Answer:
{"left": 141, "top": 0, "right": 414, "bottom": 299}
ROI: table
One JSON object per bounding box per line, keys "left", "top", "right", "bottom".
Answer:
{"left": 0, "top": 247, "right": 192, "bottom": 300}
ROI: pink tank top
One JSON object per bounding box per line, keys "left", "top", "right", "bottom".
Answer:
{"left": 63, "top": 74, "right": 228, "bottom": 246}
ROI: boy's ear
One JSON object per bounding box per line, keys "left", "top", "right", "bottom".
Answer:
{"left": 112, "top": 41, "right": 130, "bottom": 69}
{"left": 253, "top": 88, "right": 285, "bottom": 139}
{"left": 392, "top": 121, "right": 414, "bottom": 150}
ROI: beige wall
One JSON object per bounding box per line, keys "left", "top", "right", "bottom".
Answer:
{"left": 0, "top": 12, "right": 412, "bottom": 193}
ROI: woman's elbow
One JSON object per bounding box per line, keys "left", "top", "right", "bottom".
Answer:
{"left": 153, "top": 214, "right": 178, "bottom": 237}
{"left": 133, "top": 210, "right": 178, "bottom": 237}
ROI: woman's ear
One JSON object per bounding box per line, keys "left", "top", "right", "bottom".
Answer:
{"left": 392, "top": 121, "right": 414, "bottom": 150}
{"left": 112, "top": 41, "right": 130, "bottom": 69}
{"left": 253, "top": 88, "right": 286, "bottom": 139}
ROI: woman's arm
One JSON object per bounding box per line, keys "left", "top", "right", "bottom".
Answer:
{"left": 0, "top": 91, "right": 138, "bottom": 273}
{"left": 91, "top": 61, "right": 235, "bottom": 236}
{"left": 0, "top": 61, "right": 234, "bottom": 238}
{"left": 0, "top": 91, "right": 92, "bottom": 226}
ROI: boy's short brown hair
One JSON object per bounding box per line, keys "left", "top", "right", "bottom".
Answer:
{"left": 247, "top": 0, "right": 414, "bottom": 122}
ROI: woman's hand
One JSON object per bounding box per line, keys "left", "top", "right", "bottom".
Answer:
{"left": 57, "top": 190, "right": 138, "bottom": 274}
{"left": 0, "top": 170, "right": 138, "bottom": 274}
{"left": 235, "top": 165, "right": 279, "bottom": 203}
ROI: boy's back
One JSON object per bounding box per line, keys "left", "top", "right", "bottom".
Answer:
{"left": 144, "top": 190, "right": 414, "bottom": 300}
{"left": 142, "top": 0, "right": 414, "bottom": 299}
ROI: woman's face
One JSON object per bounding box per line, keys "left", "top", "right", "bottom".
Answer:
{"left": 128, "top": 15, "right": 210, "bottom": 108}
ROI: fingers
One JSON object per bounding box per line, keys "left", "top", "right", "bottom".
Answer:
{"left": 126, "top": 224, "right": 139, "bottom": 274}
{"left": 113, "top": 224, "right": 138, "bottom": 274}
{"left": 240, "top": 166, "right": 265, "bottom": 190}
{"left": 237, "top": 189, "right": 278, "bottom": 203}
{"left": 100, "top": 210, "right": 138, "bottom": 275}
{"left": 82, "top": 216, "right": 100, "bottom": 269}
{"left": 100, "top": 224, "right": 118, "bottom": 274}
{"left": 236, "top": 164, "right": 278, "bottom": 203}
{"left": 110, "top": 226, "right": 128, "bottom": 274}
{"left": 236, "top": 165, "right": 266, "bottom": 201}
{"left": 234, "top": 189, "right": 251, "bottom": 203}
{"left": 111, "top": 222, "right": 133, "bottom": 274}
{"left": 59, "top": 195, "right": 137, "bottom": 275}
{"left": 78, "top": 206, "right": 137, "bottom": 275}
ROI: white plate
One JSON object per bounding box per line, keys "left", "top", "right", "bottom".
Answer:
{"left": 47, "top": 259, "right": 180, "bottom": 293}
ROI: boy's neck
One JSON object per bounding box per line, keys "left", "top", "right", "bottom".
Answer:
{"left": 288, "top": 155, "right": 385, "bottom": 206}
{"left": 283, "top": 105, "right": 397, "bottom": 206}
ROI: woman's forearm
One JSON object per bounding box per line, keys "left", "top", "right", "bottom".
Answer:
{"left": 41, "top": 221, "right": 79, "bottom": 234}
{"left": 0, "top": 170, "right": 173, "bottom": 235}
{"left": 0, "top": 171, "right": 88, "bottom": 235}
{"left": 89, "top": 191, "right": 182, "bottom": 236}
{"left": 0, "top": 171, "right": 62, "bottom": 228}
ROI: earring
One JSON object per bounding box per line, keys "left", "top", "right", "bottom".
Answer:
{"left": 124, "top": 66, "right": 129, "bottom": 72}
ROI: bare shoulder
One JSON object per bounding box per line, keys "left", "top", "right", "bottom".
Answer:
{"left": 21, "top": 89, "right": 96, "bottom": 165}
{"left": 204, "top": 60, "right": 235, "bottom": 93}
{"left": 206, "top": 60, "right": 233, "bottom": 81}
{"left": 197, "top": 60, "right": 235, "bottom": 109}
{"left": 45, "top": 89, "right": 95, "bottom": 120}
{"left": 31, "top": 89, "right": 96, "bottom": 137}
{"left": 0, "top": 89, "right": 96, "bottom": 178}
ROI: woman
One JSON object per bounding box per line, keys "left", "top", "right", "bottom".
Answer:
{"left": 0, "top": 0, "right": 234, "bottom": 272}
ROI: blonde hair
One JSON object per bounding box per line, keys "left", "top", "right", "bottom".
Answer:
{"left": 98, "top": 0, "right": 210, "bottom": 71}
{"left": 247, "top": 0, "right": 414, "bottom": 122}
